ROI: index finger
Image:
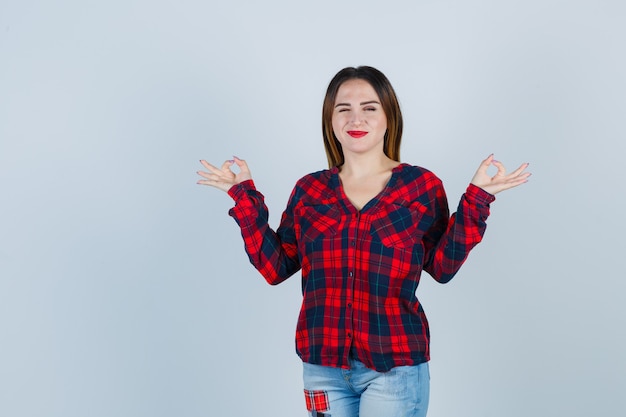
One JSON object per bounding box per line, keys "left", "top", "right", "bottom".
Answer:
{"left": 220, "top": 159, "right": 235, "bottom": 171}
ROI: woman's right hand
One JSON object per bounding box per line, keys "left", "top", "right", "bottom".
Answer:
{"left": 197, "top": 156, "right": 252, "bottom": 192}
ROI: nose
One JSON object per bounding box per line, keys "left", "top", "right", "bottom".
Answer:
{"left": 350, "top": 110, "right": 364, "bottom": 125}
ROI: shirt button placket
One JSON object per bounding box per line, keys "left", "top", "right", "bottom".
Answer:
{"left": 346, "top": 268, "right": 354, "bottom": 344}
{"left": 345, "top": 215, "right": 358, "bottom": 356}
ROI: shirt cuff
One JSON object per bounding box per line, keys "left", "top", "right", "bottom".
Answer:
{"left": 227, "top": 179, "right": 257, "bottom": 200}
{"left": 466, "top": 183, "right": 496, "bottom": 205}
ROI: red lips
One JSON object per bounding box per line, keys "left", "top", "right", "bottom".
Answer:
{"left": 347, "top": 130, "right": 368, "bottom": 138}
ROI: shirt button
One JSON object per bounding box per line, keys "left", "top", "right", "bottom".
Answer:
{"left": 348, "top": 271, "right": 353, "bottom": 277}
{"left": 347, "top": 332, "right": 352, "bottom": 338}
{"left": 347, "top": 302, "right": 352, "bottom": 308}
{"left": 351, "top": 240, "right": 355, "bottom": 246}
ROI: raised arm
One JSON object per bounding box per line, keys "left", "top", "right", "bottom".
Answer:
{"left": 424, "top": 155, "right": 530, "bottom": 283}
{"left": 197, "top": 156, "right": 301, "bottom": 285}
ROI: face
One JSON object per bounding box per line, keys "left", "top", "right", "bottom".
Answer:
{"left": 331, "top": 79, "right": 387, "bottom": 159}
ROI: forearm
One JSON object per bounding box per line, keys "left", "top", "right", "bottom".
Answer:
{"left": 228, "top": 181, "right": 300, "bottom": 285}
{"left": 425, "top": 184, "right": 495, "bottom": 283}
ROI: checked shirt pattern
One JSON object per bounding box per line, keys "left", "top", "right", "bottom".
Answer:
{"left": 228, "top": 164, "right": 495, "bottom": 372}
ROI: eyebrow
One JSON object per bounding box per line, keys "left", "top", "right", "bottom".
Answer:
{"left": 335, "top": 100, "right": 381, "bottom": 108}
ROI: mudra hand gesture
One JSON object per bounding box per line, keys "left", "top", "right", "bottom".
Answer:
{"left": 470, "top": 154, "right": 530, "bottom": 195}
{"left": 197, "top": 156, "right": 252, "bottom": 192}
{"left": 197, "top": 154, "right": 530, "bottom": 196}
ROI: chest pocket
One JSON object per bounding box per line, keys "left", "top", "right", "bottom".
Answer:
{"left": 370, "top": 202, "right": 429, "bottom": 249}
{"left": 296, "top": 204, "right": 341, "bottom": 243}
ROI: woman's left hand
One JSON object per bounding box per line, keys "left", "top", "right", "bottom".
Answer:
{"left": 471, "top": 154, "right": 531, "bottom": 195}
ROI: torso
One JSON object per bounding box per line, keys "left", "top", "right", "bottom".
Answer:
{"left": 340, "top": 173, "right": 392, "bottom": 211}
{"left": 338, "top": 160, "right": 401, "bottom": 211}
{"left": 290, "top": 163, "right": 444, "bottom": 371}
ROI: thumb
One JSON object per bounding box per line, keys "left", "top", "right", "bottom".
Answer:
{"left": 233, "top": 156, "right": 251, "bottom": 176}
{"left": 480, "top": 153, "right": 494, "bottom": 169}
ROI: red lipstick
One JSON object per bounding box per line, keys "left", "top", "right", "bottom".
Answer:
{"left": 348, "top": 131, "right": 367, "bottom": 138}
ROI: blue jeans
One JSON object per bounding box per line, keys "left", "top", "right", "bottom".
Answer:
{"left": 302, "top": 358, "right": 430, "bottom": 417}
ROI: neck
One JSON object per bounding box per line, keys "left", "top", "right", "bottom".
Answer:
{"left": 340, "top": 153, "right": 399, "bottom": 178}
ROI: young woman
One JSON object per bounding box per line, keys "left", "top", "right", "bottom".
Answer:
{"left": 197, "top": 66, "right": 530, "bottom": 417}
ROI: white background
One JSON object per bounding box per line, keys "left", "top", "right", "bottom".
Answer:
{"left": 1, "top": 0, "right": 624, "bottom": 416}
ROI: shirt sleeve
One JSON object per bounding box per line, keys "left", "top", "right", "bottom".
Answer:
{"left": 227, "top": 180, "right": 301, "bottom": 285}
{"left": 423, "top": 182, "right": 496, "bottom": 283}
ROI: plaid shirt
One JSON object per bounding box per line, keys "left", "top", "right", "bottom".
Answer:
{"left": 228, "top": 163, "right": 495, "bottom": 372}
